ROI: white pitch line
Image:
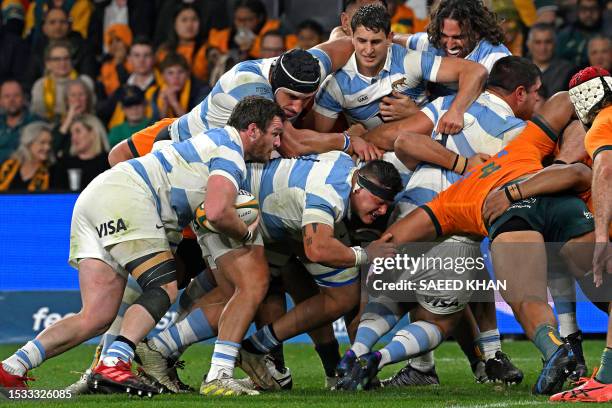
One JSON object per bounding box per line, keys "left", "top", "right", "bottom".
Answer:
{"left": 448, "top": 400, "right": 545, "bottom": 408}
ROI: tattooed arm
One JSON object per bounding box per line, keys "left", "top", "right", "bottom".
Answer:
{"left": 302, "top": 223, "right": 357, "bottom": 268}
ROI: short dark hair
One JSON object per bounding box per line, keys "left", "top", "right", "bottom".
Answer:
{"left": 228, "top": 96, "right": 285, "bottom": 132}
{"left": 159, "top": 52, "right": 190, "bottom": 72}
{"left": 297, "top": 19, "right": 324, "bottom": 37}
{"left": 351, "top": 4, "right": 391, "bottom": 36}
{"left": 0, "top": 79, "right": 23, "bottom": 94}
{"left": 130, "top": 36, "right": 154, "bottom": 52}
{"left": 487, "top": 56, "right": 542, "bottom": 94}
{"left": 359, "top": 160, "right": 403, "bottom": 197}
{"left": 344, "top": 0, "right": 387, "bottom": 12}
{"left": 528, "top": 23, "right": 556, "bottom": 42}
{"left": 261, "top": 30, "right": 284, "bottom": 42}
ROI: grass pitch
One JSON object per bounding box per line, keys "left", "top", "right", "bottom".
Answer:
{"left": 0, "top": 340, "right": 605, "bottom": 407}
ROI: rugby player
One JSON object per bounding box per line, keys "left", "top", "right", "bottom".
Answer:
{"left": 335, "top": 91, "right": 600, "bottom": 395}
{"left": 314, "top": 5, "right": 487, "bottom": 136}
{"left": 336, "top": 56, "right": 538, "bottom": 389}
{"left": 550, "top": 67, "right": 612, "bottom": 403}
{"left": 0, "top": 97, "right": 284, "bottom": 395}
{"left": 136, "top": 154, "right": 403, "bottom": 393}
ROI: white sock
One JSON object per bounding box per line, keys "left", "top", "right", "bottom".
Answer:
{"left": 2, "top": 340, "right": 46, "bottom": 376}
{"left": 409, "top": 350, "right": 435, "bottom": 371}
{"left": 558, "top": 313, "right": 579, "bottom": 338}
{"left": 206, "top": 340, "right": 239, "bottom": 382}
{"left": 477, "top": 329, "right": 501, "bottom": 361}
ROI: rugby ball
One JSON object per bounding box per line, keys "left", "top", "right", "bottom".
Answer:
{"left": 194, "top": 190, "right": 259, "bottom": 233}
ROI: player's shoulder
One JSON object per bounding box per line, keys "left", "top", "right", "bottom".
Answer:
{"left": 406, "top": 32, "right": 432, "bottom": 51}
{"left": 470, "top": 40, "right": 511, "bottom": 60}
{"left": 592, "top": 105, "right": 612, "bottom": 127}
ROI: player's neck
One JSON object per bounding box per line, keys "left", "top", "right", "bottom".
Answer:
{"left": 356, "top": 59, "right": 385, "bottom": 78}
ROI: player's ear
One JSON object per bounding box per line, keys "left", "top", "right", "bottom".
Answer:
{"left": 515, "top": 85, "right": 527, "bottom": 103}
{"left": 247, "top": 123, "right": 259, "bottom": 140}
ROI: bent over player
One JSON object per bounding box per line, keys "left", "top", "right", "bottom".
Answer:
{"left": 0, "top": 97, "right": 284, "bottom": 395}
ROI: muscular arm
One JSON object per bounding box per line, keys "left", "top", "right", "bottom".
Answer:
{"left": 362, "top": 111, "right": 435, "bottom": 151}
{"left": 434, "top": 58, "right": 487, "bottom": 134}
{"left": 302, "top": 223, "right": 356, "bottom": 268}
{"left": 483, "top": 163, "right": 592, "bottom": 225}
{"left": 393, "top": 33, "right": 410, "bottom": 47}
{"left": 394, "top": 131, "right": 489, "bottom": 172}
{"left": 592, "top": 151, "right": 612, "bottom": 243}
{"left": 313, "top": 37, "right": 354, "bottom": 72}
{"left": 278, "top": 121, "right": 345, "bottom": 157}
{"left": 203, "top": 176, "right": 249, "bottom": 241}
{"left": 536, "top": 92, "right": 577, "bottom": 136}
{"left": 108, "top": 139, "right": 134, "bottom": 167}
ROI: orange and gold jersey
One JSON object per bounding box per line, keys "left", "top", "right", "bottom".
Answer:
{"left": 424, "top": 118, "right": 557, "bottom": 237}
{"left": 585, "top": 105, "right": 612, "bottom": 160}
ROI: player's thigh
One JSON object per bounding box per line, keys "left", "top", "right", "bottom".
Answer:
{"left": 78, "top": 258, "right": 126, "bottom": 325}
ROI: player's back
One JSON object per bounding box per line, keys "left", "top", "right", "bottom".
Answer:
{"left": 117, "top": 126, "right": 246, "bottom": 232}
{"left": 585, "top": 105, "right": 612, "bottom": 159}
{"left": 245, "top": 151, "right": 354, "bottom": 242}
{"left": 403, "top": 91, "right": 526, "bottom": 206}
{"left": 426, "top": 118, "right": 558, "bottom": 237}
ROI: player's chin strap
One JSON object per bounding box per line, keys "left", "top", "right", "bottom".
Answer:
{"left": 569, "top": 76, "right": 612, "bottom": 125}
{"left": 355, "top": 173, "right": 397, "bottom": 202}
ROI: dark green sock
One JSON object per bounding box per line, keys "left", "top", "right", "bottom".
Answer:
{"left": 595, "top": 347, "right": 612, "bottom": 384}
{"left": 533, "top": 324, "right": 563, "bottom": 360}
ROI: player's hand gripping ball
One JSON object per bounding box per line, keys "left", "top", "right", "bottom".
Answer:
{"left": 194, "top": 190, "right": 259, "bottom": 233}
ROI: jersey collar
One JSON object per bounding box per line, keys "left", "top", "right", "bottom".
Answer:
{"left": 348, "top": 46, "right": 393, "bottom": 82}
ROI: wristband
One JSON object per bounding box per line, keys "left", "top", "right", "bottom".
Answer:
{"left": 451, "top": 154, "right": 459, "bottom": 172}
{"left": 241, "top": 229, "right": 253, "bottom": 243}
{"left": 512, "top": 184, "right": 524, "bottom": 201}
{"left": 351, "top": 246, "right": 368, "bottom": 266}
{"left": 453, "top": 155, "right": 468, "bottom": 174}
{"left": 504, "top": 186, "right": 515, "bottom": 203}
{"left": 342, "top": 131, "right": 351, "bottom": 152}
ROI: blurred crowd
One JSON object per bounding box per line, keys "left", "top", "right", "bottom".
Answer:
{"left": 0, "top": 0, "right": 610, "bottom": 193}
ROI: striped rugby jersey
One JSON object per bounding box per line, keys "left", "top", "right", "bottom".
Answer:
{"left": 117, "top": 126, "right": 247, "bottom": 245}
{"left": 243, "top": 151, "right": 355, "bottom": 242}
{"left": 313, "top": 44, "right": 441, "bottom": 129}
{"left": 400, "top": 91, "right": 526, "bottom": 207}
{"left": 169, "top": 48, "right": 332, "bottom": 142}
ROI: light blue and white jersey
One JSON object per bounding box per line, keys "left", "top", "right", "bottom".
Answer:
{"left": 406, "top": 32, "right": 511, "bottom": 73}
{"left": 243, "top": 151, "right": 355, "bottom": 242}
{"left": 313, "top": 44, "right": 441, "bottom": 129}
{"left": 401, "top": 92, "right": 526, "bottom": 207}
{"left": 169, "top": 48, "right": 332, "bottom": 142}
{"left": 117, "top": 125, "right": 247, "bottom": 242}
{"left": 405, "top": 32, "right": 511, "bottom": 97}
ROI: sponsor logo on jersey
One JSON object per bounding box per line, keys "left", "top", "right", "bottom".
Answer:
{"left": 96, "top": 218, "right": 127, "bottom": 238}
{"left": 357, "top": 94, "right": 368, "bottom": 102}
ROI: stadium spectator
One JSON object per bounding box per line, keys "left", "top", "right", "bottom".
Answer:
{"left": 497, "top": 7, "right": 526, "bottom": 56}
{"left": 330, "top": 0, "right": 387, "bottom": 40}
{"left": 587, "top": 35, "right": 612, "bottom": 71}
{"left": 556, "top": 0, "right": 606, "bottom": 68}
{"left": 1, "top": 0, "right": 26, "bottom": 35}
{"left": 30, "top": 40, "right": 95, "bottom": 123}
{"left": 0, "top": 121, "right": 54, "bottom": 192}
{"left": 52, "top": 78, "right": 96, "bottom": 158}
{"left": 388, "top": 0, "right": 423, "bottom": 34}
{"left": 98, "top": 24, "right": 133, "bottom": 98}
{"left": 290, "top": 19, "right": 325, "bottom": 50}
{"left": 153, "top": 0, "right": 228, "bottom": 49}
{"left": 0, "top": 80, "right": 41, "bottom": 163}
{"left": 207, "top": 0, "right": 282, "bottom": 60}
{"left": 149, "top": 53, "right": 210, "bottom": 121}
{"left": 156, "top": 4, "right": 208, "bottom": 82}
{"left": 24, "top": 0, "right": 93, "bottom": 42}
{"left": 88, "top": 0, "right": 155, "bottom": 59}
{"left": 97, "top": 37, "right": 158, "bottom": 128}
{"left": 527, "top": 23, "right": 577, "bottom": 97}
{"left": 107, "top": 85, "right": 150, "bottom": 147}
{"left": 0, "top": 18, "right": 29, "bottom": 84}
{"left": 53, "top": 114, "right": 110, "bottom": 191}
{"left": 259, "top": 30, "right": 286, "bottom": 58}
{"left": 25, "top": 7, "right": 96, "bottom": 90}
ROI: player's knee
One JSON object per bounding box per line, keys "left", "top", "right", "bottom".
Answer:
{"left": 237, "top": 276, "right": 269, "bottom": 304}
{"left": 78, "top": 309, "right": 114, "bottom": 336}
{"left": 125, "top": 251, "right": 177, "bottom": 323}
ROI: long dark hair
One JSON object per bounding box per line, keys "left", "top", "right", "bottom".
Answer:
{"left": 228, "top": 0, "right": 268, "bottom": 51}
{"left": 160, "top": 3, "right": 205, "bottom": 55}
{"left": 427, "top": 0, "right": 505, "bottom": 49}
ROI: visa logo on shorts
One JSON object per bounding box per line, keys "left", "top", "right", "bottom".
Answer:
{"left": 96, "top": 218, "right": 127, "bottom": 238}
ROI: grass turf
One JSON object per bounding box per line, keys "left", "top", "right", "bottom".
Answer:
{"left": 0, "top": 340, "right": 606, "bottom": 407}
